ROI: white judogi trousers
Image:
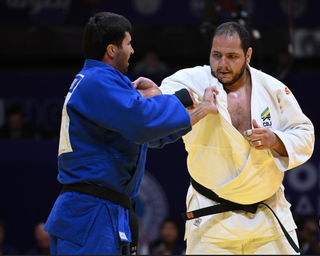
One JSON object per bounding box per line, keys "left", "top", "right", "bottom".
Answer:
{"left": 184, "top": 186, "right": 300, "bottom": 255}
{"left": 186, "top": 229, "right": 300, "bottom": 254}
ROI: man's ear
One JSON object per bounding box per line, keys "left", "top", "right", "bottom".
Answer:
{"left": 246, "top": 47, "right": 252, "bottom": 65}
{"left": 106, "top": 44, "right": 116, "bottom": 58}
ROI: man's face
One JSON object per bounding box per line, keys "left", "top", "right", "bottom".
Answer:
{"left": 8, "top": 113, "right": 24, "bottom": 131}
{"left": 114, "top": 32, "right": 134, "bottom": 74}
{"left": 0, "top": 226, "right": 4, "bottom": 244}
{"left": 160, "top": 221, "right": 179, "bottom": 244}
{"left": 210, "top": 34, "right": 249, "bottom": 87}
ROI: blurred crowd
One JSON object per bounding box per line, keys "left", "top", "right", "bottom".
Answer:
{"left": 0, "top": 106, "right": 58, "bottom": 140}
{"left": 1, "top": 213, "right": 319, "bottom": 255}
{"left": 0, "top": 220, "right": 50, "bottom": 255}
{"left": 0, "top": 216, "right": 186, "bottom": 255}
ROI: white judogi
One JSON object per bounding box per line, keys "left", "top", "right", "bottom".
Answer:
{"left": 160, "top": 65, "right": 315, "bottom": 254}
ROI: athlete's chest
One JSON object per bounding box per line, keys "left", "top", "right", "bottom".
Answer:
{"left": 227, "top": 88, "right": 252, "bottom": 135}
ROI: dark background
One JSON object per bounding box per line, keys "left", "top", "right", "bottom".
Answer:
{"left": 0, "top": 0, "right": 319, "bottom": 254}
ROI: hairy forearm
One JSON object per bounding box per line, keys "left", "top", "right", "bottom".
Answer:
{"left": 188, "top": 87, "right": 219, "bottom": 125}
{"left": 189, "top": 102, "right": 212, "bottom": 126}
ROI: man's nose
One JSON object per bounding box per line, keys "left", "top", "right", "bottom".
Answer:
{"left": 219, "top": 56, "right": 228, "bottom": 66}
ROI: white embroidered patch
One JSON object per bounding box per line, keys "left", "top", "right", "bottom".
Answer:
{"left": 193, "top": 218, "right": 202, "bottom": 227}
{"left": 119, "top": 232, "right": 128, "bottom": 241}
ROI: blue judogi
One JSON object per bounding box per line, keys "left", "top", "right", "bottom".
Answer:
{"left": 44, "top": 59, "right": 191, "bottom": 255}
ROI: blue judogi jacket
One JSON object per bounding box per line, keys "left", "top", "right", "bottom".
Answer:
{"left": 44, "top": 59, "right": 191, "bottom": 247}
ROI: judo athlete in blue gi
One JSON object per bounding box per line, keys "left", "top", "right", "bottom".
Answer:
{"left": 44, "top": 12, "right": 219, "bottom": 255}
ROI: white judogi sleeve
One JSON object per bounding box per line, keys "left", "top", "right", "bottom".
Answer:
{"left": 250, "top": 68, "right": 314, "bottom": 171}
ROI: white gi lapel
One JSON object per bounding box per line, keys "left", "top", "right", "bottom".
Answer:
{"left": 213, "top": 68, "right": 284, "bottom": 204}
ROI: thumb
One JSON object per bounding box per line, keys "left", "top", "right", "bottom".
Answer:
{"left": 252, "top": 119, "right": 260, "bottom": 128}
{"left": 131, "top": 78, "right": 140, "bottom": 89}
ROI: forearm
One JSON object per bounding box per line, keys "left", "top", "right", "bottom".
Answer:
{"left": 272, "top": 133, "right": 288, "bottom": 157}
{"left": 188, "top": 102, "right": 212, "bottom": 126}
{"left": 188, "top": 87, "right": 219, "bottom": 125}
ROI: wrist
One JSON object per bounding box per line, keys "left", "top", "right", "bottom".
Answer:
{"left": 189, "top": 102, "right": 210, "bottom": 126}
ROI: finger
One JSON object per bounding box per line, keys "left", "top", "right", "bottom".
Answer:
{"left": 255, "top": 144, "right": 264, "bottom": 149}
{"left": 252, "top": 119, "right": 260, "bottom": 129}
{"left": 255, "top": 139, "right": 262, "bottom": 147}
{"left": 204, "top": 86, "right": 218, "bottom": 100}
{"left": 206, "top": 86, "right": 219, "bottom": 95}
{"left": 132, "top": 77, "right": 142, "bottom": 88}
{"left": 212, "top": 86, "right": 219, "bottom": 95}
{"left": 249, "top": 139, "right": 262, "bottom": 148}
{"left": 244, "top": 129, "right": 253, "bottom": 138}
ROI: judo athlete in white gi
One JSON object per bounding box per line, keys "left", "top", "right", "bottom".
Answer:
{"left": 159, "top": 22, "right": 315, "bottom": 254}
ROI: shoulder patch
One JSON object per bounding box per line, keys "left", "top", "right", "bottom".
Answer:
{"left": 285, "top": 87, "right": 291, "bottom": 95}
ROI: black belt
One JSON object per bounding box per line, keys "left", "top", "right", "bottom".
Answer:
{"left": 182, "top": 178, "right": 300, "bottom": 253}
{"left": 60, "top": 183, "right": 138, "bottom": 255}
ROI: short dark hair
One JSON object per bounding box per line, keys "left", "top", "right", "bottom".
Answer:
{"left": 83, "top": 12, "right": 132, "bottom": 60}
{"left": 6, "top": 105, "right": 24, "bottom": 119}
{"left": 211, "top": 21, "right": 251, "bottom": 54}
{"left": 0, "top": 219, "right": 6, "bottom": 231}
{"left": 159, "top": 216, "right": 183, "bottom": 238}
{"left": 295, "top": 213, "right": 318, "bottom": 230}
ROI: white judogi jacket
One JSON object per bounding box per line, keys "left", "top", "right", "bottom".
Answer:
{"left": 160, "top": 65, "right": 315, "bottom": 240}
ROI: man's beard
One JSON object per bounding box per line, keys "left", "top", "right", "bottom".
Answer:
{"left": 211, "top": 60, "right": 246, "bottom": 87}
